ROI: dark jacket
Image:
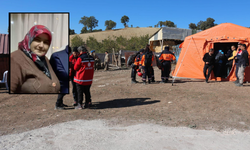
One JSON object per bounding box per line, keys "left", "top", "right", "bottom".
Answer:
{"left": 203, "top": 53, "right": 215, "bottom": 66}
{"left": 235, "top": 50, "right": 249, "bottom": 67}
{"left": 50, "top": 45, "right": 69, "bottom": 94}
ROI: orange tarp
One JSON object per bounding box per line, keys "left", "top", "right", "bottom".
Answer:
{"left": 172, "top": 23, "right": 250, "bottom": 82}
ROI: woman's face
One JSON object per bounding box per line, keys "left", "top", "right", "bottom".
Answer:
{"left": 231, "top": 46, "right": 236, "bottom": 50}
{"left": 30, "top": 33, "right": 50, "bottom": 57}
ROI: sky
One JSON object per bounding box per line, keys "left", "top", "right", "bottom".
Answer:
{"left": 1, "top": 0, "right": 250, "bottom": 34}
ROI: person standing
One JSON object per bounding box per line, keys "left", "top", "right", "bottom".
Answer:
{"left": 50, "top": 45, "right": 70, "bottom": 110}
{"left": 159, "top": 46, "right": 176, "bottom": 83}
{"left": 146, "top": 44, "right": 155, "bottom": 82}
{"left": 226, "top": 45, "right": 237, "bottom": 75}
{"left": 235, "top": 44, "right": 249, "bottom": 87}
{"left": 131, "top": 49, "right": 143, "bottom": 83}
{"left": 141, "top": 46, "right": 154, "bottom": 84}
{"left": 234, "top": 43, "right": 243, "bottom": 84}
{"left": 74, "top": 46, "right": 95, "bottom": 109}
{"left": 69, "top": 47, "right": 79, "bottom": 106}
{"left": 104, "top": 51, "right": 109, "bottom": 71}
{"left": 214, "top": 50, "right": 225, "bottom": 77}
{"left": 203, "top": 48, "right": 215, "bottom": 83}
{"left": 90, "top": 50, "right": 99, "bottom": 70}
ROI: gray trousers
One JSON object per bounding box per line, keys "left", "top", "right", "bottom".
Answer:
{"left": 237, "top": 64, "right": 246, "bottom": 84}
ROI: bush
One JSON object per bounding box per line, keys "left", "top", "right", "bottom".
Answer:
{"left": 70, "top": 35, "right": 85, "bottom": 48}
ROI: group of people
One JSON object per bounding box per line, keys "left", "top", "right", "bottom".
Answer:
{"left": 10, "top": 25, "right": 96, "bottom": 110}
{"left": 131, "top": 45, "right": 176, "bottom": 84}
{"left": 89, "top": 50, "right": 110, "bottom": 71}
{"left": 203, "top": 43, "right": 249, "bottom": 86}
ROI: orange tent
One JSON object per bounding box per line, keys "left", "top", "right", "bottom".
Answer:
{"left": 172, "top": 23, "right": 250, "bottom": 82}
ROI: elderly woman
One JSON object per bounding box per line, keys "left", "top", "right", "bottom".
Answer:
{"left": 10, "top": 25, "right": 60, "bottom": 93}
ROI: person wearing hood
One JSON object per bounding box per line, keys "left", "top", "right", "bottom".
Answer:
{"left": 159, "top": 46, "right": 176, "bottom": 83}
{"left": 10, "top": 25, "right": 60, "bottom": 93}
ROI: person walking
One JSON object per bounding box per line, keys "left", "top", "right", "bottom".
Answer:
{"left": 234, "top": 44, "right": 249, "bottom": 87}
{"left": 203, "top": 48, "right": 215, "bottom": 83}
{"left": 74, "top": 46, "right": 95, "bottom": 109}
{"left": 159, "top": 46, "right": 176, "bottom": 83}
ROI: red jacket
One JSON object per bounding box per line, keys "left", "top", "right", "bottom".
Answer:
{"left": 74, "top": 52, "right": 95, "bottom": 85}
{"left": 69, "top": 54, "right": 78, "bottom": 78}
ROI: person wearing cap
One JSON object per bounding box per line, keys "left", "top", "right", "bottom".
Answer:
{"left": 214, "top": 49, "right": 226, "bottom": 78}
{"left": 104, "top": 51, "right": 109, "bottom": 71}
{"left": 50, "top": 45, "right": 70, "bottom": 110}
{"left": 159, "top": 45, "right": 176, "bottom": 83}
{"left": 202, "top": 48, "right": 215, "bottom": 83}
{"left": 74, "top": 46, "right": 95, "bottom": 109}
{"left": 90, "top": 50, "right": 99, "bottom": 70}
{"left": 131, "top": 49, "right": 143, "bottom": 83}
{"left": 234, "top": 43, "right": 249, "bottom": 87}
{"left": 69, "top": 47, "right": 79, "bottom": 106}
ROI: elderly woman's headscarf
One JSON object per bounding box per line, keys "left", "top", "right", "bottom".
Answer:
{"left": 18, "top": 25, "right": 52, "bottom": 79}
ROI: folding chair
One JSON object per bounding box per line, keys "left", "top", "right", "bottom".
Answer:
{"left": 0, "top": 71, "right": 9, "bottom": 90}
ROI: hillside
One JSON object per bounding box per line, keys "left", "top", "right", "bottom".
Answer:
{"left": 70, "top": 27, "right": 160, "bottom": 42}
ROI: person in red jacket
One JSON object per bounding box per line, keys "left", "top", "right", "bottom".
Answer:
{"left": 69, "top": 47, "right": 79, "bottom": 106}
{"left": 74, "top": 46, "right": 95, "bottom": 109}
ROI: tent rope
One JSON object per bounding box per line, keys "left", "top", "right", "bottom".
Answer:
{"left": 172, "top": 37, "right": 193, "bottom": 86}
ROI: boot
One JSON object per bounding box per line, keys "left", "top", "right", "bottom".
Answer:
{"left": 160, "top": 79, "right": 165, "bottom": 84}
{"left": 148, "top": 80, "right": 151, "bottom": 84}
{"left": 143, "top": 80, "right": 146, "bottom": 85}
{"left": 131, "top": 79, "right": 138, "bottom": 84}
{"left": 151, "top": 77, "right": 155, "bottom": 82}
{"left": 234, "top": 79, "right": 239, "bottom": 84}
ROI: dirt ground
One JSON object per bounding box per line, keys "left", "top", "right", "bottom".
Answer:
{"left": 1, "top": 66, "right": 250, "bottom": 136}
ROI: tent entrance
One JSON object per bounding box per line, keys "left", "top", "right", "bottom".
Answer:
{"left": 213, "top": 42, "right": 238, "bottom": 78}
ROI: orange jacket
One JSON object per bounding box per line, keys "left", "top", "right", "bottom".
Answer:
{"left": 159, "top": 50, "right": 176, "bottom": 62}
{"left": 141, "top": 53, "right": 154, "bottom": 66}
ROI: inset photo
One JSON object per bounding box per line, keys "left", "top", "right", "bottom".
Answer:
{"left": 10, "top": 13, "right": 69, "bottom": 94}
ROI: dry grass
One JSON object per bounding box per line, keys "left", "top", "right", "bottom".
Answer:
{"left": 70, "top": 27, "right": 160, "bottom": 43}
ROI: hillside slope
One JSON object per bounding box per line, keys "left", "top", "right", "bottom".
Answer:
{"left": 70, "top": 27, "right": 160, "bottom": 42}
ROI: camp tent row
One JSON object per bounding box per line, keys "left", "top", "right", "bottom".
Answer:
{"left": 172, "top": 23, "right": 250, "bottom": 82}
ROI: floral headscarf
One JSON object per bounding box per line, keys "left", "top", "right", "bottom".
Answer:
{"left": 18, "top": 25, "right": 52, "bottom": 79}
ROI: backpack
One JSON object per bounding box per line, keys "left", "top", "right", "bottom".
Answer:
{"left": 215, "top": 52, "right": 224, "bottom": 63}
{"left": 144, "top": 52, "right": 152, "bottom": 67}
{"left": 127, "top": 54, "right": 137, "bottom": 66}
